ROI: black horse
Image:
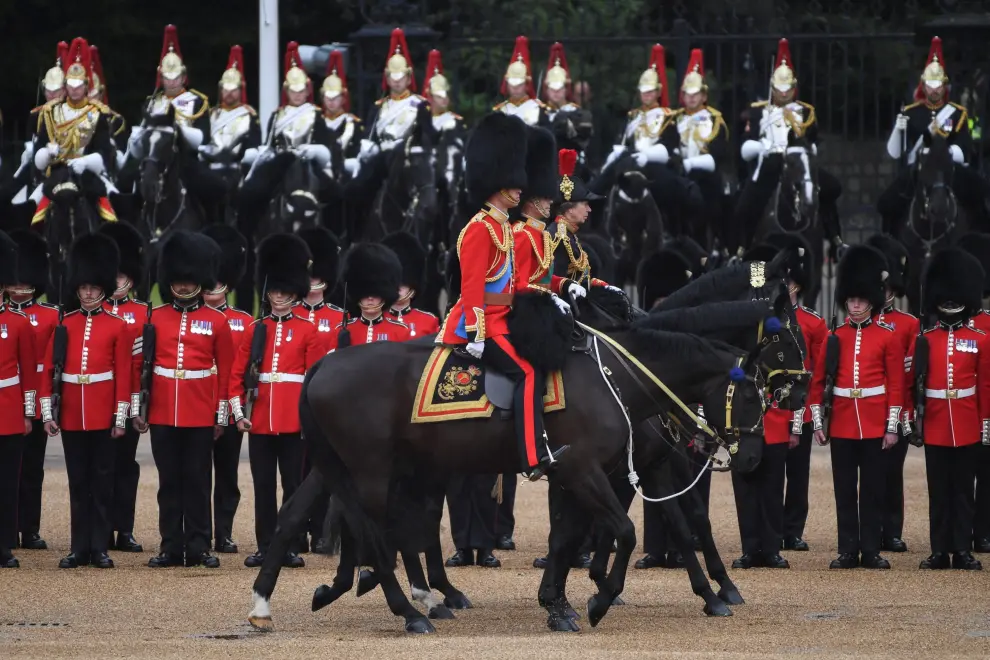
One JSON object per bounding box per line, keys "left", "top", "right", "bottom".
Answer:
{"left": 364, "top": 130, "right": 438, "bottom": 246}
{"left": 603, "top": 162, "right": 665, "bottom": 293}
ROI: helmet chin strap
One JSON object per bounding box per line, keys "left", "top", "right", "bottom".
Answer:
{"left": 171, "top": 285, "right": 201, "bottom": 301}
{"left": 937, "top": 302, "right": 965, "bottom": 315}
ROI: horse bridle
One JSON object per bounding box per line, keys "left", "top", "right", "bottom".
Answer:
{"left": 141, "top": 128, "right": 186, "bottom": 243}
{"left": 908, "top": 150, "right": 957, "bottom": 256}
{"left": 773, "top": 149, "right": 818, "bottom": 232}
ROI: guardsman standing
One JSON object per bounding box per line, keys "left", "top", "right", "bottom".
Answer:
{"left": 201, "top": 224, "right": 252, "bottom": 555}
{"left": 0, "top": 230, "right": 39, "bottom": 569}
{"left": 230, "top": 234, "right": 321, "bottom": 568}
{"left": 297, "top": 226, "right": 344, "bottom": 357}
{"left": 41, "top": 234, "right": 131, "bottom": 569}
{"left": 911, "top": 248, "right": 988, "bottom": 571}
{"left": 135, "top": 231, "right": 233, "bottom": 568}
{"left": 328, "top": 244, "right": 411, "bottom": 350}
{"left": 382, "top": 232, "right": 440, "bottom": 338}
{"left": 866, "top": 234, "right": 919, "bottom": 554}
{"left": 809, "top": 245, "right": 904, "bottom": 570}
{"left": 494, "top": 36, "right": 548, "bottom": 128}
{"left": 7, "top": 230, "right": 58, "bottom": 551}
{"left": 99, "top": 221, "right": 148, "bottom": 553}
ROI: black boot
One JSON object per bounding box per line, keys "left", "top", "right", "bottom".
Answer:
{"left": 91, "top": 552, "right": 115, "bottom": 569}
{"left": 496, "top": 535, "right": 516, "bottom": 551}
{"left": 444, "top": 549, "right": 474, "bottom": 567}
{"left": 665, "top": 551, "right": 685, "bottom": 569}
{"left": 881, "top": 537, "right": 907, "bottom": 553}
{"left": 731, "top": 553, "right": 763, "bottom": 569}
{"left": 829, "top": 553, "right": 859, "bottom": 569}
{"left": 148, "top": 552, "right": 184, "bottom": 568}
{"left": 571, "top": 553, "right": 592, "bottom": 569}
{"left": 20, "top": 533, "right": 47, "bottom": 550}
{"left": 919, "top": 553, "right": 950, "bottom": 569}
{"left": 215, "top": 538, "right": 238, "bottom": 554}
{"left": 476, "top": 549, "right": 501, "bottom": 568}
{"left": 634, "top": 553, "right": 665, "bottom": 569}
{"left": 532, "top": 555, "right": 547, "bottom": 569}
{"left": 185, "top": 552, "right": 220, "bottom": 568}
{"left": 525, "top": 445, "right": 571, "bottom": 482}
{"left": 952, "top": 552, "right": 983, "bottom": 570}
{"left": 282, "top": 552, "right": 305, "bottom": 568}
{"left": 244, "top": 551, "right": 265, "bottom": 568}
{"left": 860, "top": 553, "right": 890, "bottom": 569}
{"left": 115, "top": 533, "right": 144, "bottom": 553}
{"left": 58, "top": 552, "right": 89, "bottom": 569}
{"left": 782, "top": 536, "right": 809, "bottom": 551}
{"left": 762, "top": 553, "right": 790, "bottom": 569}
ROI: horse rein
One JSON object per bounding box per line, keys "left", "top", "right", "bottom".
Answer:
{"left": 140, "top": 128, "right": 185, "bottom": 243}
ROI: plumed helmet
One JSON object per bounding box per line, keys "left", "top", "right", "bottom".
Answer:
{"left": 158, "top": 230, "right": 218, "bottom": 300}
{"left": 556, "top": 148, "right": 603, "bottom": 205}
{"left": 865, "top": 233, "right": 910, "bottom": 298}
{"left": 923, "top": 247, "right": 985, "bottom": 319}
{"left": 764, "top": 230, "right": 813, "bottom": 291}
{"left": 98, "top": 222, "right": 146, "bottom": 289}
{"left": 201, "top": 224, "right": 248, "bottom": 290}
{"left": 835, "top": 244, "right": 887, "bottom": 312}
{"left": 341, "top": 243, "right": 403, "bottom": 311}
{"left": 381, "top": 231, "right": 427, "bottom": 292}
{"left": 256, "top": 233, "right": 312, "bottom": 301}
{"left": 9, "top": 230, "right": 50, "bottom": 295}
{"left": 297, "top": 226, "right": 341, "bottom": 292}
{"left": 67, "top": 233, "right": 119, "bottom": 297}
{"left": 638, "top": 249, "right": 693, "bottom": 309}
{"left": 465, "top": 113, "right": 528, "bottom": 206}
{"left": 522, "top": 126, "right": 559, "bottom": 202}
{"left": 955, "top": 232, "right": 990, "bottom": 297}
{"left": 0, "top": 230, "right": 19, "bottom": 286}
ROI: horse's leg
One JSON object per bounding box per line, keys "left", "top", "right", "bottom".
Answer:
{"left": 249, "top": 469, "right": 326, "bottom": 631}
{"left": 420, "top": 488, "right": 471, "bottom": 610}
{"left": 681, "top": 481, "right": 743, "bottom": 606}
{"left": 538, "top": 485, "right": 584, "bottom": 632}
{"left": 312, "top": 517, "right": 358, "bottom": 612}
{"left": 403, "top": 549, "right": 455, "bottom": 620}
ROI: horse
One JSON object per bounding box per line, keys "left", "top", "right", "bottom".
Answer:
{"left": 601, "top": 157, "right": 665, "bottom": 292}
{"left": 364, "top": 128, "right": 438, "bottom": 246}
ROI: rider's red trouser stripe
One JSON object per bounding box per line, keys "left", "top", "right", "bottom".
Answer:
{"left": 491, "top": 335, "right": 538, "bottom": 467}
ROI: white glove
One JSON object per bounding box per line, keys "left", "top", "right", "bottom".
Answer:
{"left": 380, "top": 138, "right": 401, "bottom": 152}
{"left": 634, "top": 152, "right": 648, "bottom": 168}
{"left": 34, "top": 148, "right": 52, "bottom": 171}
{"left": 683, "top": 154, "right": 715, "bottom": 173}
{"left": 47, "top": 142, "right": 60, "bottom": 158}
{"left": 115, "top": 150, "right": 127, "bottom": 171}
{"left": 466, "top": 341, "right": 485, "bottom": 359}
{"left": 344, "top": 158, "right": 360, "bottom": 175}
{"left": 241, "top": 147, "right": 260, "bottom": 166}
{"left": 19, "top": 142, "right": 33, "bottom": 166}
{"left": 179, "top": 125, "right": 204, "bottom": 150}
{"left": 300, "top": 144, "right": 331, "bottom": 168}
{"left": 197, "top": 144, "right": 219, "bottom": 158}
{"left": 760, "top": 106, "right": 784, "bottom": 133}
{"left": 69, "top": 157, "right": 88, "bottom": 175}
{"left": 70, "top": 153, "right": 105, "bottom": 175}
{"left": 740, "top": 139, "right": 765, "bottom": 161}
{"left": 949, "top": 144, "right": 965, "bottom": 165}
{"left": 567, "top": 282, "right": 587, "bottom": 300}
{"left": 126, "top": 128, "right": 145, "bottom": 159}
{"left": 682, "top": 157, "right": 693, "bottom": 173}
{"left": 895, "top": 114, "right": 909, "bottom": 131}
{"left": 642, "top": 143, "right": 670, "bottom": 164}
{"left": 358, "top": 139, "right": 379, "bottom": 162}
{"left": 552, "top": 294, "right": 572, "bottom": 315}
{"left": 603, "top": 144, "right": 626, "bottom": 168}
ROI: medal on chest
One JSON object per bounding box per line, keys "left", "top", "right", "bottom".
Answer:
{"left": 319, "top": 319, "right": 331, "bottom": 332}
{"left": 228, "top": 318, "right": 244, "bottom": 332}
{"left": 191, "top": 320, "right": 213, "bottom": 336}
{"left": 123, "top": 312, "right": 136, "bottom": 324}
{"left": 1, "top": 324, "right": 7, "bottom": 339}
{"left": 29, "top": 314, "right": 38, "bottom": 327}
{"left": 956, "top": 338, "right": 978, "bottom": 353}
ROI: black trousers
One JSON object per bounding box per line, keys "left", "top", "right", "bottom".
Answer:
{"left": 149, "top": 425, "right": 214, "bottom": 557}
{"left": 732, "top": 442, "right": 788, "bottom": 555}
{"left": 975, "top": 444, "right": 990, "bottom": 542}
{"left": 688, "top": 170, "right": 728, "bottom": 249}
{"left": 495, "top": 473, "right": 517, "bottom": 539}
{"left": 212, "top": 425, "right": 242, "bottom": 543}
{"left": 482, "top": 336, "right": 547, "bottom": 472}
{"left": 17, "top": 419, "right": 47, "bottom": 538}
{"left": 249, "top": 433, "right": 305, "bottom": 553}
{"left": 643, "top": 459, "right": 712, "bottom": 555}
{"left": 447, "top": 473, "right": 499, "bottom": 551}
{"left": 881, "top": 432, "right": 910, "bottom": 542}
{"left": 830, "top": 437, "right": 886, "bottom": 555}
{"left": 783, "top": 424, "right": 813, "bottom": 538}
{"left": 878, "top": 165, "right": 989, "bottom": 235}
{"left": 111, "top": 425, "right": 140, "bottom": 534}
{"left": 0, "top": 434, "right": 23, "bottom": 552}
{"left": 63, "top": 429, "right": 115, "bottom": 555}
{"left": 925, "top": 443, "right": 979, "bottom": 554}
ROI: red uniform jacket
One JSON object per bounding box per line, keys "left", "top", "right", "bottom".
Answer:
{"left": 970, "top": 310, "right": 990, "bottom": 333}
{"left": 387, "top": 307, "right": 438, "bottom": 339}
{"left": 40, "top": 308, "right": 131, "bottom": 431}
{"left": 0, "top": 305, "right": 38, "bottom": 435}
{"left": 763, "top": 305, "right": 827, "bottom": 443}
{"left": 440, "top": 208, "right": 514, "bottom": 344}
{"left": 230, "top": 313, "right": 321, "bottom": 435}
{"left": 877, "top": 305, "right": 919, "bottom": 425}
{"left": 213, "top": 303, "right": 253, "bottom": 424}
{"left": 809, "top": 318, "right": 905, "bottom": 439}
{"left": 512, "top": 218, "right": 566, "bottom": 295}
{"left": 11, "top": 300, "right": 59, "bottom": 420}
{"left": 299, "top": 301, "right": 345, "bottom": 354}
{"left": 911, "top": 323, "right": 990, "bottom": 448}
{"left": 328, "top": 316, "right": 411, "bottom": 351}
{"left": 105, "top": 296, "right": 149, "bottom": 416}
{"left": 135, "top": 302, "right": 233, "bottom": 428}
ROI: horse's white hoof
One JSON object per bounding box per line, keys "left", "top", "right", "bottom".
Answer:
{"left": 248, "top": 615, "right": 274, "bottom": 632}
{"left": 249, "top": 591, "right": 273, "bottom": 631}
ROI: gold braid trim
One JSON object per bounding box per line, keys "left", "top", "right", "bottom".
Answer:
{"left": 559, "top": 231, "right": 590, "bottom": 285}
{"left": 784, "top": 102, "right": 816, "bottom": 138}
{"left": 686, "top": 106, "right": 729, "bottom": 152}
{"left": 526, "top": 229, "right": 558, "bottom": 285}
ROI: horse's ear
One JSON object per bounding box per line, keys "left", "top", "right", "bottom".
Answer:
{"left": 766, "top": 247, "right": 790, "bottom": 277}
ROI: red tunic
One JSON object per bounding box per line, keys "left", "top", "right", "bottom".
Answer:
{"left": 512, "top": 218, "right": 566, "bottom": 295}
{"left": 808, "top": 318, "right": 905, "bottom": 439}
{"left": 39, "top": 308, "right": 131, "bottom": 431}
{"left": 328, "top": 316, "right": 411, "bottom": 351}
{"left": 219, "top": 304, "right": 253, "bottom": 357}
{"left": 229, "top": 313, "right": 321, "bottom": 435}
{"left": 387, "top": 307, "right": 439, "bottom": 339}
{"left": 440, "top": 208, "right": 514, "bottom": 345}
{"left": 135, "top": 302, "right": 233, "bottom": 428}
{"left": 910, "top": 324, "right": 990, "bottom": 448}
{"left": 298, "top": 301, "right": 345, "bottom": 354}
{"left": 970, "top": 309, "right": 990, "bottom": 333}
{"left": 0, "top": 305, "right": 38, "bottom": 435}
{"left": 105, "top": 296, "right": 149, "bottom": 416}
{"left": 877, "top": 305, "right": 919, "bottom": 424}
{"left": 11, "top": 300, "right": 59, "bottom": 420}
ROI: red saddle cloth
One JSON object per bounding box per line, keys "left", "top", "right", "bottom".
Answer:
{"left": 31, "top": 196, "right": 117, "bottom": 225}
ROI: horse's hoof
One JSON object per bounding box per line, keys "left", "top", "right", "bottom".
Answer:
{"left": 405, "top": 617, "right": 436, "bottom": 634}
{"left": 717, "top": 586, "right": 745, "bottom": 606}
{"left": 356, "top": 569, "right": 379, "bottom": 597}
{"left": 560, "top": 600, "right": 580, "bottom": 620}
{"left": 703, "top": 600, "right": 733, "bottom": 617}
{"left": 586, "top": 594, "right": 611, "bottom": 628}
{"left": 612, "top": 595, "right": 626, "bottom": 606}
{"left": 248, "top": 616, "right": 274, "bottom": 632}
{"left": 443, "top": 593, "right": 473, "bottom": 610}
{"left": 428, "top": 604, "right": 455, "bottom": 620}
{"left": 547, "top": 615, "right": 581, "bottom": 633}
{"left": 312, "top": 584, "right": 336, "bottom": 612}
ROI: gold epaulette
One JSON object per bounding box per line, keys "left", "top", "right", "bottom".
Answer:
{"left": 375, "top": 97, "right": 386, "bottom": 106}
{"left": 88, "top": 99, "right": 110, "bottom": 113}
{"left": 902, "top": 101, "right": 922, "bottom": 111}
{"left": 799, "top": 305, "right": 822, "bottom": 319}
{"left": 348, "top": 113, "right": 361, "bottom": 122}
{"left": 511, "top": 221, "right": 526, "bottom": 234}
{"left": 493, "top": 101, "right": 507, "bottom": 111}
{"left": 751, "top": 100, "right": 769, "bottom": 108}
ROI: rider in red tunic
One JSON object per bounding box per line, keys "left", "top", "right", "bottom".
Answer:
{"left": 383, "top": 231, "right": 439, "bottom": 338}
{"left": 329, "top": 243, "right": 411, "bottom": 350}
{"left": 439, "top": 112, "right": 568, "bottom": 480}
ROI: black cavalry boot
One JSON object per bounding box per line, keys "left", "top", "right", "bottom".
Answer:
{"left": 525, "top": 445, "right": 571, "bottom": 482}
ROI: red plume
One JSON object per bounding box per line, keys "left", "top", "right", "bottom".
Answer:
{"left": 281, "top": 41, "right": 312, "bottom": 105}
{"left": 774, "top": 38, "right": 792, "bottom": 72}
{"left": 647, "top": 44, "right": 670, "bottom": 108}
{"left": 325, "top": 50, "right": 349, "bottom": 111}
{"left": 678, "top": 48, "right": 704, "bottom": 105}
{"left": 56, "top": 41, "right": 69, "bottom": 68}
{"left": 422, "top": 49, "right": 444, "bottom": 94}
{"left": 156, "top": 24, "right": 183, "bottom": 89}
{"left": 543, "top": 42, "right": 572, "bottom": 100}
{"left": 558, "top": 149, "right": 577, "bottom": 178}
{"left": 65, "top": 37, "right": 93, "bottom": 87}
{"left": 382, "top": 27, "right": 416, "bottom": 92}
{"left": 226, "top": 45, "right": 247, "bottom": 104}
{"left": 501, "top": 35, "right": 535, "bottom": 98}
{"left": 90, "top": 45, "right": 108, "bottom": 104}
{"left": 915, "top": 36, "right": 946, "bottom": 102}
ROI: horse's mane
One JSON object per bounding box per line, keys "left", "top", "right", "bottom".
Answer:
{"left": 624, "top": 326, "right": 745, "bottom": 370}
{"left": 635, "top": 300, "right": 773, "bottom": 336}
{"left": 655, "top": 262, "right": 754, "bottom": 311}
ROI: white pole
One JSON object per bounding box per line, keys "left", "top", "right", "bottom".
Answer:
{"left": 258, "top": 0, "right": 279, "bottom": 136}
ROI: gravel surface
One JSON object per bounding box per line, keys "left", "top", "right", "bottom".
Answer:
{"left": 3, "top": 439, "right": 989, "bottom": 658}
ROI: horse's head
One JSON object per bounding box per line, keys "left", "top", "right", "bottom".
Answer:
{"left": 778, "top": 141, "right": 818, "bottom": 229}
{"left": 916, "top": 132, "right": 955, "bottom": 226}
{"left": 281, "top": 154, "right": 322, "bottom": 232}
{"left": 551, "top": 108, "right": 594, "bottom": 150}
{"left": 434, "top": 130, "right": 465, "bottom": 195}
{"left": 41, "top": 164, "right": 89, "bottom": 259}
{"left": 390, "top": 135, "right": 437, "bottom": 244}
{"left": 137, "top": 112, "right": 180, "bottom": 207}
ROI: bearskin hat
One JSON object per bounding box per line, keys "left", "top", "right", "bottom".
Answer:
{"left": 381, "top": 231, "right": 427, "bottom": 292}
{"left": 341, "top": 242, "right": 402, "bottom": 310}
{"left": 955, "top": 232, "right": 990, "bottom": 297}
{"left": 637, "top": 249, "right": 693, "bottom": 309}
{"left": 256, "top": 233, "right": 312, "bottom": 301}
{"left": 580, "top": 234, "right": 617, "bottom": 285}
{"left": 297, "top": 226, "right": 341, "bottom": 292}
{"left": 923, "top": 247, "right": 985, "bottom": 319}
{"left": 465, "top": 113, "right": 528, "bottom": 206}
{"left": 764, "top": 230, "right": 813, "bottom": 291}
{"left": 865, "top": 233, "right": 910, "bottom": 298}
{"left": 0, "top": 230, "right": 18, "bottom": 286}
{"left": 67, "top": 233, "right": 119, "bottom": 298}
{"left": 201, "top": 224, "right": 248, "bottom": 289}
{"left": 9, "top": 229, "right": 49, "bottom": 294}
{"left": 742, "top": 243, "right": 780, "bottom": 263}
{"left": 835, "top": 244, "right": 887, "bottom": 312}
{"left": 158, "top": 230, "right": 219, "bottom": 297}
{"left": 522, "top": 126, "right": 559, "bottom": 202}
{"left": 98, "top": 222, "right": 145, "bottom": 289}
{"left": 664, "top": 236, "right": 708, "bottom": 277}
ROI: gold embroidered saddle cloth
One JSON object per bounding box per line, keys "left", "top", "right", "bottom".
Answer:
{"left": 411, "top": 346, "right": 566, "bottom": 424}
